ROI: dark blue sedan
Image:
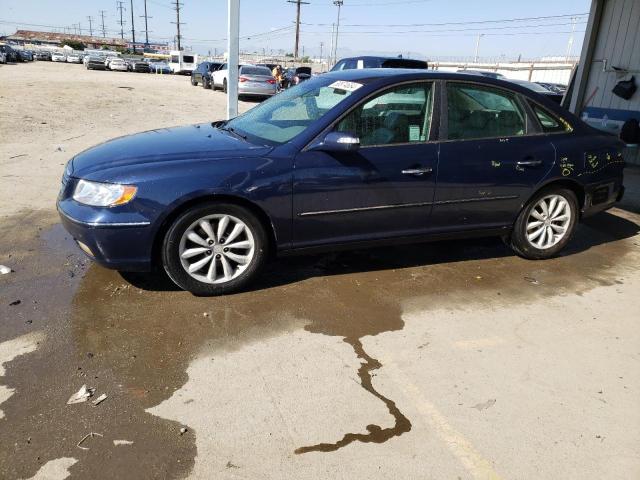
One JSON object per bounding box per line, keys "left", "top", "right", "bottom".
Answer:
{"left": 58, "top": 70, "right": 626, "bottom": 295}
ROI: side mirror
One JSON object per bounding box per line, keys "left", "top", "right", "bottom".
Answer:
{"left": 310, "top": 131, "right": 360, "bottom": 152}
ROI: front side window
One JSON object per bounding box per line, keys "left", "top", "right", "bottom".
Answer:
{"left": 447, "top": 83, "right": 526, "bottom": 140}
{"left": 225, "top": 77, "right": 361, "bottom": 145}
{"left": 335, "top": 82, "right": 433, "bottom": 147}
{"left": 170, "top": 55, "right": 179, "bottom": 63}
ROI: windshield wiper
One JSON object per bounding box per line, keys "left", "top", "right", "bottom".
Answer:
{"left": 219, "top": 125, "right": 248, "bottom": 141}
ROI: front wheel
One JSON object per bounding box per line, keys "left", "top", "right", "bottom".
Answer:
{"left": 191, "top": 76, "right": 197, "bottom": 86}
{"left": 223, "top": 79, "right": 227, "bottom": 93}
{"left": 509, "top": 187, "right": 578, "bottom": 259}
{"left": 162, "top": 203, "right": 268, "bottom": 295}
{"left": 202, "top": 77, "right": 209, "bottom": 89}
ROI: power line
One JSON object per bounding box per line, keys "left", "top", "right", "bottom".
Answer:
{"left": 116, "top": 2, "right": 126, "bottom": 39}
{"left": 99, "top": 10, "right": 107, "bottom": 37}
{"left": 171, "top": 0, "right": 184, "bottom": 51}
{"left": 302, "top": 12, "right": 589, "bottom": 28}
{"left": 287, "top": 0, "right": 309, "bottom": 59}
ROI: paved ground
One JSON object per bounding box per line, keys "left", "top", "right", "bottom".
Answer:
{"left": 1, "top": 61, "right": 639, "bottom": 480}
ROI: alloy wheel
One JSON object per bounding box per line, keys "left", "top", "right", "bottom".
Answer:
{"left": 178, "top": 214, "right": 255, "bottom": 284}
{"left": 526, "top": 194, "right": 571, "bottom": 249}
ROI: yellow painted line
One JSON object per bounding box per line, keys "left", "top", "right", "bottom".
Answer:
{"left": 384, "top": 361, "right": 504, "bottom": 480}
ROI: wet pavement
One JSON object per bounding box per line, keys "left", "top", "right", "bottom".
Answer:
{"left": 1, "top": 169, "right": 640, "bottom": 479}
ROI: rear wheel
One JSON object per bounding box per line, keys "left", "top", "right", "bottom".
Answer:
{"left": 191, "top": 75, "right": 197, "bottom": 86}
{"left": 162, "top": 203, "right": 268, "bottom": 295}
{"left": 202, "top": 77, "right": 209, "bottom": 89}
{"left": 510, "top": 187, "right": 578, "bottom": 259}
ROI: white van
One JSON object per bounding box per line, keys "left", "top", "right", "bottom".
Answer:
{"left": 169, "top": 50, "right": 197, "bottom": 74}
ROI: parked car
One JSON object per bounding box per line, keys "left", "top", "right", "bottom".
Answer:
{"left": 86, "top": 56, "right": 107, "bottom": 70}
{"left": 0, "top": 45, "right": 19, "bottom": 62}
{"left": 282, "top": 66, "right": 312, "bottom": 89}
{"left": 57, "top": 70, "right": 626, "bottom": 295}
{"left": 17, "top": 50, "right": 33, "bottom": 61}
{"left": 35, "top": 51, "right": 52, "bottom": 61}
{"left": 331, "top": 56, "right": 428, "bottom": 71}
{"left": 536, "top": 82, "right": 567, "bottom": 95}
{"left": 508, "top": 79, "right": 564, "bottom": 104}
{"left": 211, "top": 63, "right": 246, "bottom": 92}
{"left": 51, "top": 52, "right": 67, "bottom": 62}
{"left": 457, "top": 69, "right": 506, "bottom": 79}
{"left": 109, "top": 58, "right": 128, "bottom": 72}
{"left": 66, "top": 54, "right": 82, "bottom": 64}
{"left": 236, "top": 65, "right": 277, "bottom": 98}
{"left": 191, "top": 61, "right": 223, "bottom": 88}
{"left": 149, "top": 60, "right": 172, "bottom": 74}
{"left": 131, "top": 60, "right": 151, "bottom": 73}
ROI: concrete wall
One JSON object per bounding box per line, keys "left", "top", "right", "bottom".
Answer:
{"left": 570, "top": 0, "right": 640, "bottom": 165}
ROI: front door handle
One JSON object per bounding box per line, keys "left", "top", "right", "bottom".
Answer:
{"left": 402, "top": 167, "right": 433, "bottom": 176}
{"left": 516, "top": 159, "right": 543, "bottom": 167}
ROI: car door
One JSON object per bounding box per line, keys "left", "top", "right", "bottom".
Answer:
{"left": 431, "top": 81, "right": 555, "bottom": 230}
{"left": 293, "top": 81, "right": 439, "bottom": 248}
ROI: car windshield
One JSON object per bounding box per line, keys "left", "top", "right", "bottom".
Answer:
{"left": 225, "top": 76, "right": 361, "bottom": 145}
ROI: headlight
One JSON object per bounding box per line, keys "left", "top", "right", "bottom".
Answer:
{"left": 73, "top": 179, "right": 137, "bottom": 207}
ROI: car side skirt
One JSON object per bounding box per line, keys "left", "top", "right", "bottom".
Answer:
{"left": 278, "top": 226, "right": 512, "bottom": 257}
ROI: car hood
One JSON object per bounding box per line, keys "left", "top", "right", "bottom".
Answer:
{"left": 70, "top": 123, "right": 272, "bottom": 177}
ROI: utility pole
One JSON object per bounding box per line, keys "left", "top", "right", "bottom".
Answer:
{"left": 566, "top": 16, "right": 577, "bottom": 60}
{"left": 140, "top": 0, "right": 152, "bottom": 47}
{"left": 319, "top": 41, "right": 323, "bottom": 71}
{"left": 329, "top": 23, "right": 335, "bottom": 68}
{"left": 86, "top": 16, "right": 94, "bottom": 37}
{"left": 332, "top": 1, "right": 343, "bottom": 65}
{"left": 474, "top": 33, "right": 484, "bottom": 63}
{"left": 171, "top": 0, "right": 184, "bottom": 51}
{"left": 116, "top": 2, "right": 126, "bottom": 39}
{"left": 99, "top": 10, "right": 107, "bottom": 37}
{"left": 287, "top": 0, "right": 309, "bottom": 59}
{"left": 130, "top": 0, "right": 137, "bottom": 53}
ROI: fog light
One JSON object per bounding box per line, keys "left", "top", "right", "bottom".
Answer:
{"left": 76, "top": 240, "right": 94, "bottom": 258}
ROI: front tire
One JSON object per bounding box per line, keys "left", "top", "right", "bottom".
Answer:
{"left": 162, "top": 203, "right": 268, "bottom": 295}
{"left": 510, "top": 187, "right": 578, "bottom": 259}
{"left": 223, "top": 79, "right": 227, "bottom": 93}
{"left": 191, "top": 76, "right": 197, "bottom": 86}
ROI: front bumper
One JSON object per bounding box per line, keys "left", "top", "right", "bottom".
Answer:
{"left": 57, "top": 200, "right": 156, "bottom": 272}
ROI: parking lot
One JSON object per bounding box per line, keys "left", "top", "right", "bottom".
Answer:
{"left": 1, "top": 60, "right": 640, "bottom": 479}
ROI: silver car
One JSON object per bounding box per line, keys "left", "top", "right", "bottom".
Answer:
{"left": 238, "top": 65, "right": 277, "bottom": 97}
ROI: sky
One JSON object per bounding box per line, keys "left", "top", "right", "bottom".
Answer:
{"left": 0, "top": 0, "right": 592, "bottom": 60}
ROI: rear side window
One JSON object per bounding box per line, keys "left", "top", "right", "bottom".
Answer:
{"left": 183, "top": 55, "right": 194, "bottom": 63}
{"left": 529, "top": 102, "right": 572, "bottom": 133}
{"left": 447, "top": 83, "right": 526, "bottom": 140}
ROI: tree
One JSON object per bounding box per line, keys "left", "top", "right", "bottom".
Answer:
{"left": 62, "top": 40, "right": 86, "bottom": 51}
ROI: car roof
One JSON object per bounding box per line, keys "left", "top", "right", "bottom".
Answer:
{"left": 320, "top": 69, "right": 568, "bottom": 108}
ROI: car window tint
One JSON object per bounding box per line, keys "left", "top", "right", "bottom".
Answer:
{"left": 362, "top": 58, "right": 380, "bottom": 68}
{"left": 529, "top": 103, "right": 570, "bottom": 133}
{"left": 447, "top": 83, "right": 526, "bottom": 140}
{"left": 241, "top": 66, "right": 272, "bottom": 76}
{"left": 335, "top": 83, "right": 433, "bottom": 147}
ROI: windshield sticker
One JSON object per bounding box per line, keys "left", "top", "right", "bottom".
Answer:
{"left": 329, "top": 81, "right": 363, "bottom": 92}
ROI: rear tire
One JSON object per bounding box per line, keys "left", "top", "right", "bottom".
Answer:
{"left": 509, "top": 187, "right": 578, "bottom": 260}
{"left": 202, "top": 77, "right": 209, "bottom": 89}
{"left": 162, "top": 202, "right": 268, "bottom": 296}
{"left": 191, "top": 76, "right": 197, "bottom": 86}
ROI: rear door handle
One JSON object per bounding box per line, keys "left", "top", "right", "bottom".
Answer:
{"left": 516, "top": 159, "right": 543, "bottom": 167}
{"left": 402, "top": 167, "right": 433, "bottom": 176}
